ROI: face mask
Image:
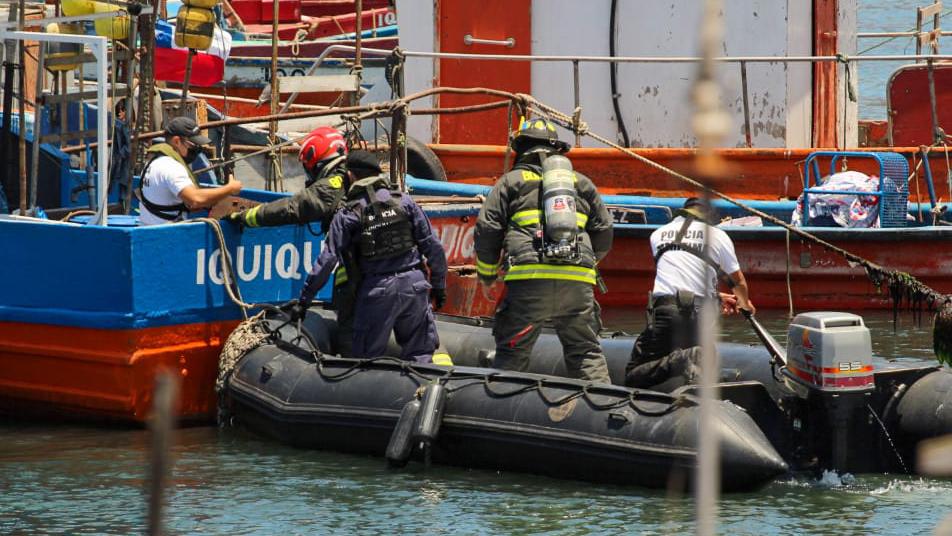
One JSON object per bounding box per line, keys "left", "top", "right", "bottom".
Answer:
{"left": 184, "top": 146, "right": 204, "bottom": 165}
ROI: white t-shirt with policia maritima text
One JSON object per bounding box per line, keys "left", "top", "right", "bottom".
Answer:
{"left": 649, "top": 216, "right": 740, "bottom": 298}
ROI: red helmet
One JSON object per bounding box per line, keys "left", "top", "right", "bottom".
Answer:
{"left": 298, "top": 126, "right": 347, "bottom": 170}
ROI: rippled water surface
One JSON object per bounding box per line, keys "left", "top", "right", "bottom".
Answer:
{"left": 3, "top": 307, "right": 951, "bottom": 535}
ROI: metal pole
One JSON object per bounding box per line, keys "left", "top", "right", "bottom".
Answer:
{"left": 93, "top": 35, "right": 108, "bottom": 225}
{"left": 17, "top": 0, "right": 25, "bottom": 215}
{"left": 178, "top": 49, "right": 194, "bottom": 115}
{"left": 267, "top": 0, "right": 279, "bottom": 191}
{"left": 0, "top": 62, "right": 12, "bottom": 193}
{"left": 573, "top": 59, "right": 580, "bottom": 148}
{"left": 740, "top": 61, "right": 752, "bottom": 148}
{"left": 928, "top": 58, "right": 943, "bottom": 144}
{"left": 28, "top": 44, "right": 42, "bottom": 210}
{"left": 352, "top": 0, "right": 362, "bottom": 106}
{"left": 124, "top": 7, "right": 137, "bottom": 213}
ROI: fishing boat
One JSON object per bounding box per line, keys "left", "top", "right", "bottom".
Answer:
{"left": 407, "top": 157, "right": 952, "bottom": 312}
{"left": 356, "top": 0, "right": 952, "bottom": 311}
{"left": 222, "top": 305, "right": 952, "bottom": 485}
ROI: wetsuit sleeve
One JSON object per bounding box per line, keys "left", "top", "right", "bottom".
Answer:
{"left": 299, "top": 210, "right": 356, "bottom": 304}
{"left": 474, "top": 173, "right": 512, "bottom": 281}
{"left": 578, "top": 173, "right": 613, "bottom": 261}
{"left": 242, "top": 176, "right": 346, "bottom": 228}
{"left": 405, "top": 196, "right": 448, "bottom": 289}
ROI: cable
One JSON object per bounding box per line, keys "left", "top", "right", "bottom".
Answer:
{"left": 608, "top": 0, "right": 631, "bottom": 147}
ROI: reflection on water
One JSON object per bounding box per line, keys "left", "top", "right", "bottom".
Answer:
{"left": 1, "top": 306, "right": 949, "bottom": 535}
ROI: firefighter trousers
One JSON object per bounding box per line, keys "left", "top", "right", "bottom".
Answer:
{"left": 492, "top": 279, "right": 611, "bottom": 384}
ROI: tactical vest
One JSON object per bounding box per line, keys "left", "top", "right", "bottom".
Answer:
{"left": 346, "top": 176, "right": 415, "bottom": 261}
{"left": 136, "top": 143, "right": 200, "bottom": 221}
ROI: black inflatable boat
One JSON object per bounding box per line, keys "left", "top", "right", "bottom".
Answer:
{"left": 223, "top": 307, "right": 952, "bottom": 489}
{"left": 222, "top": 311, "right": 788, "bottom": 492}
{"left": 407, "top": 310, "right": 952, "bottom": 476}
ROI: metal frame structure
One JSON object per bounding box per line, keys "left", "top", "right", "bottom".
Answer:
{"left": 0, "top": 29, "right": 110, "bottom": 225}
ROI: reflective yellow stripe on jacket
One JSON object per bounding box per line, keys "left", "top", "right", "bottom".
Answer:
{"left": 477, "top": 258, "right": 500, "bottom": 278}
{"left": 334, "top": 265, "right": 348, "bottom": 286}
{"left": 245, "top": 205, "right": 261, "bottom": 228}
{"left": 504, "top": 264, "right": 597, "bottom": 285}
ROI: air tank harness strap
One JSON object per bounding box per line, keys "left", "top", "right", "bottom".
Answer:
{"left": 653, "top": 214, "right": 735, "bottom": 288}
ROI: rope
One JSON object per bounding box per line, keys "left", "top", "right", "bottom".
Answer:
{"left": 785, "top": 229, "right": 793, "bottom": 317}
{"left": 515, "top": 91, "right": 949, "bottom": 308}
{"left": 290, "top": 28, "right": 308, "bottom": 57}
{"left": 189, "top": 218, "right": 257, "bottom": 317}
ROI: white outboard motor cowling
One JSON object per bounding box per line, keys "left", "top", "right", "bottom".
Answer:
{"left": 780, "top": 312, "right": 876, "bottom": 473}
{"left": 784, "top": 312, "right": 874, "bottom": 393}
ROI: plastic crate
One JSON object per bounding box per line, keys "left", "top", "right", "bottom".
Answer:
{"left": 803, "top": 151, "right": 909, "bottom": 227}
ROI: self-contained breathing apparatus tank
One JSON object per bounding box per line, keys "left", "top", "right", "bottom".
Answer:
{"left": 779, "top": 312, "right": 876, "bottom": 473}
{"left": 540, "top": 154, "right": 579, "bottom": 260}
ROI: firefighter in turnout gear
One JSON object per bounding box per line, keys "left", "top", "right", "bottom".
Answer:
{"left": 624, "top": 197, "right": 755, "bottom": 389}
{"left": 225, "top": 126, "right": 349, "bottom": 230}
{"left": 474, "top": 118, "right": 613, "bottom": 383}
{"left": 224, "top": 126, "right": 361, "bottom": 354}
{"left": 297, "top": 150, "right": 448, "bottom": 362}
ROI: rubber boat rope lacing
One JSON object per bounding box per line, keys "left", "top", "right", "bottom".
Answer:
{"left": 262, "top": 335, "right": 694, "bottom": 417}
{"left": 215, "top": 310, "right": 269, "bottom": 425}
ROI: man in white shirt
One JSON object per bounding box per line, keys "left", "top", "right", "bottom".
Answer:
{"left": 625, "top": 196, "right": 755, "bottom": 389}
{"left": 138, "top": 116, "right": 241, "bottom": 225}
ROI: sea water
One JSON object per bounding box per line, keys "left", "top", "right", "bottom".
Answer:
{"left": 857, "top": 0, "right": 946, "bottom": 120}
{"left": 2, "top": 309, "right": 951, "bottom": 535}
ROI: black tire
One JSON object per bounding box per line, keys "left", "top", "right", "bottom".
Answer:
{"left": 374, "top": 135, "right": 447, "bottom": 182}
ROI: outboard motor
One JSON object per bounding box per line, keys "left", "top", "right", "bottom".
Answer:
{"left": 781, "top": 312, "right": 875, "bottom": 473}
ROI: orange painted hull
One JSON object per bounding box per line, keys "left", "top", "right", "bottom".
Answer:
{"left": 431, "top": 145, "right": 952, "bottom": 203}
{"left": 0, "top": 320, "right": 240, "bottom": 424}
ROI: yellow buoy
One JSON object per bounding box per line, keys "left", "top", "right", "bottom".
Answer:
{"left": 175, "top": 6, "right": 216, "bottom": 50}
{"left": 92, "top": 1, "right": 130, "bottom": 40}
{"left": 182, "top": 0, "right": 219, "bottom": 9}
{"left": 45, "top": 23, "right": 84, "bottom": 72}
{"left": 61, "top": 0, "right": 96, "bottom": 16}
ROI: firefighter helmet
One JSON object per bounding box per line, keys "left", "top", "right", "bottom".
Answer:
{"left": 511, "top": 118, "right": 570, "bottom": 155}
{"left": 299, "top": 126, "right": 347, "bottom": 171}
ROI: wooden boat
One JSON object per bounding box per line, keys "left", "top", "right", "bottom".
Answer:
{"left": 408, "top": 168, "right": 952, "bottom": 313}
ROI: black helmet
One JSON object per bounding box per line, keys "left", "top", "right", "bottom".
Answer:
{"left": 511, "top": 118, "right": 570, "bottom": 155}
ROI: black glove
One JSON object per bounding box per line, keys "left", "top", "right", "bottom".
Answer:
{"left": 223, "top": 211, "right": 246, "bottom": 233}
{"left": 430, "top": 288, "right": 447, "bottom": 311}
{"left": 280, "top": 299, "right": 309, "bottom": 321}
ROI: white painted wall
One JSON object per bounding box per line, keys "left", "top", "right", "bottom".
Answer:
{"left": 394, "top": 0, "right": 436, "bottom": 144}
{"left": 395, "top": 0, "right": 856, "bottom": 149}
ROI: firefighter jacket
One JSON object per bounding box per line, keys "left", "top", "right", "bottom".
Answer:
{"left": 239, "top": 164, "right": 348, "bottom": 230}
{"left": 474, "top": 159, "right": 613, "bottom": 285}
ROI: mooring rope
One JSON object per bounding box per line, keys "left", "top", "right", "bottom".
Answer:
{"left": 167, "top": 79, "right": 952, "bottom": 360}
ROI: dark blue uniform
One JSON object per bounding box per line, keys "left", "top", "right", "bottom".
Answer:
{"left": 299, "top": 181, "right": 447, "bottom": 362}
